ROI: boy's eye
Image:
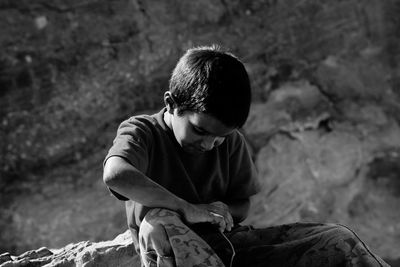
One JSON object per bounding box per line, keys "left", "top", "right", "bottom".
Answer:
{"left": 193, "top": 126, "right": 207, "bottom": 135}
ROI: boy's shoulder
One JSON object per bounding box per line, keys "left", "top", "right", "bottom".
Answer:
{"left": 119, "top": 114, "right": 154, "bottom": 132}
{"left": 121, "top": 109, "right": 164, "bottom": 130}
{"left": 224, "top": 129, "right": 250, "bottom": 153}
{"left": 115, "top": 109, "right": 170, "bottom": 144}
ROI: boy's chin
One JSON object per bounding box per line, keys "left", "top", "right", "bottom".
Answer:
{"left": 182, "top": 144, "right": 207, "bottom": 154}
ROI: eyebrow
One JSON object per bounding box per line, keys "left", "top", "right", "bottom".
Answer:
{"left": 193, "top": 125, "right": 209, "bottom": 134}
{"left": 192, "top": 123, "right": 231, "bottom": 137}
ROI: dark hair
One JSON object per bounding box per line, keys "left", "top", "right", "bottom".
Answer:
{"left": 169, "top": 45, "right": 251, "bottom": 128}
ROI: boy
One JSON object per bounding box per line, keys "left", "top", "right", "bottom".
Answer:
{"left": 103, "top": 45, "right": 389, "bottom": 267}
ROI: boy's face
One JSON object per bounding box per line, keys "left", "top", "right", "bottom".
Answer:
{"left": 168, "top": 109, "right": 235, "bottom": 154}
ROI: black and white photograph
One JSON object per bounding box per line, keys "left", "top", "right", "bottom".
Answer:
{"left": 0, "top": 1, "right": 399, "bottom": 266}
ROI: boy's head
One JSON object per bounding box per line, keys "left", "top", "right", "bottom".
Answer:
{"left": 166, "top": 45, "right": 251, "bottom": 128}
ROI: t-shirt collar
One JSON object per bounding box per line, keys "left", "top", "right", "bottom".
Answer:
{"left": 153, "top": 107, "right": 171, "bottom": 133}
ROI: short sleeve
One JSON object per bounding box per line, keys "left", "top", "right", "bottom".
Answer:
{"left": 226, "top": 131, "right": 261, "bottom": 200}
{"left": 104, "top": 118, "right": 152, "bottom": 173}
{"left": 103, "top": 117, "right": 153, "bottom": 201}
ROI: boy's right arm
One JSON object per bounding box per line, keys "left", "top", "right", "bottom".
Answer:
{"left": 103, "top": 156, "right": 227, "bottom": 229}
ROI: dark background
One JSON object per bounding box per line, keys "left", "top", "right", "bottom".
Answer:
{"left": 0, "top": 0, "right": 399, "bottom": 264}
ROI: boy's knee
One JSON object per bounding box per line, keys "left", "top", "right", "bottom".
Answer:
{"left": 329, "top": 224, "right": 357, "bottom": 240}
{"left": 139, "top": 208, "right": 183, "bottom": 257}
{"left": 142, "top": 208, "right": 182, "bottom": 225}
{"left": 140, "top": 208, "right": 181, "bottom": 239}
{"left": 326, "top": 223, "right": 366, "bottom": 250}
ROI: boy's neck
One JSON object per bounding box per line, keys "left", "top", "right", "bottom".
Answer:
{"left": 163, "top": 109, "right": 173, "bottom": 130}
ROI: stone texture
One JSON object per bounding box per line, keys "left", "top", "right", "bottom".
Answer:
{"left": 0, "top": 230, "right": 140, "bottom": 267}
{"left": 242, "top": 80, "right": 400, "bottom": 261}
{"left": 243, "top": 80, "right": 334, "bottom": 150}
{"left": 0, "top": 149, "right": 127, "bottom": 255}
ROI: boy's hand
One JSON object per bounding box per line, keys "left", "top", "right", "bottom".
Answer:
{"left": 206, "top": 201, "right": 234, "bottom": 232}
{"left": 181, "top": 203, "right": 228, "bottom": 232}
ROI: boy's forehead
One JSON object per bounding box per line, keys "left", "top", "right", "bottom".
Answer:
{"left": 189, "top": 112, "right": 236, "bottom": 136}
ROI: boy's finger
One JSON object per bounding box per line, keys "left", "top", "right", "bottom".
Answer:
{"left": 225, "top": 213, "right": 233, "bottom": 229}
{"left": 216, "top": 210, "right": 232, "bottom": 231}
{"left": 209, "top": 211, "right": 224, "bottom": 219}
{"left": 210, "top": 212, "right": 226, "bottom": 231}
{"left": 218, "top": 219, "right": 227, "bottom": 232}
{"left": 210, "top": 202, "right": 233, "bottom": 231}
{"left": 226, "top": 218, "right": 232, "bottom": 231}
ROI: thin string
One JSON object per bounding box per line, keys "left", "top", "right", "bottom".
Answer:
{"left": 219, "top": 231, "right": 235, "bottom": 267}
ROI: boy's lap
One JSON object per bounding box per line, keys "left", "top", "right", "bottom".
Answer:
{"left": 139, "top": 212, "right": 389, "bottom": 267}
{"left": 196, "top": 222, "right": 346, "bottom": 265}
{"left": 140, "top": 208, "right": 226, "bottom": 266}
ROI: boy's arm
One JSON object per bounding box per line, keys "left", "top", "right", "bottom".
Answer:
{"left": 226, "top": 198, "right": 251, "bottom": 223}
{"left": 103, "top": 156, "right": 226, "bottom": 228}
{"left": 206, "top": 198, "right": 250, "bottom": 230}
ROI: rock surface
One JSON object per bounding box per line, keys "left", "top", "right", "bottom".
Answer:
{"left": 1, "top": 0, "right": 400, "bottom": 265}
{"left": 0, "top": 230, "right": 139, "bottom": 267}
{"left": 243, "top": 82, "right": 400, "bottom": 260}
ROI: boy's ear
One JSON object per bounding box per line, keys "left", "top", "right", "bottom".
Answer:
{"left": 164, "top": 91, "right": 175, "bottom": 114}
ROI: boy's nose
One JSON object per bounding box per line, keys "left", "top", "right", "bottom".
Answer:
{"left": 200, "top": 136, "right": 223, "bottom": 151}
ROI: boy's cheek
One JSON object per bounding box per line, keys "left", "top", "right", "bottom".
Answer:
{"left": 214, "top": 138, "right": 225, "bottom": 147}
{"left": 180, "top": 130, "right": 198, "bottom": 143}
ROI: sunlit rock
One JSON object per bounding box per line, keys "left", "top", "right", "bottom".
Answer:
{"left": 0, "top": 231, "right": 139, "bottom": 267}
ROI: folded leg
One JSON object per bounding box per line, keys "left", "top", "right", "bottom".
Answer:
{"left": 225, "top": 222, "right": 389, "bottom": 267}
{"left": 139, "top": 208, "right": 225, "bottom": 267}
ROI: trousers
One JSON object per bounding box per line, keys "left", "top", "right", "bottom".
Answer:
{"left": 138, "top": 208, "right": 390, "bottom": 267}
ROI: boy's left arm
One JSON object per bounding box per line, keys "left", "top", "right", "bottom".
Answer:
{"left": 212, "top": 130, "right": 260, "bottom": 231}
{"left": 205, "top": 198, "right": 250, "bottom": 232}
{"left": 226, "top": 198, "right": 250, "bottom": 223}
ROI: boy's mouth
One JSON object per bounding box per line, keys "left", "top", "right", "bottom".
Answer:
{"left": 183, "top": 144, "right": 207, "bottom": 154}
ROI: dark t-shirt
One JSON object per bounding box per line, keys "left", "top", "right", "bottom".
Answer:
{"left": 104, "top": 108, "right": 261, "bottom": 249}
